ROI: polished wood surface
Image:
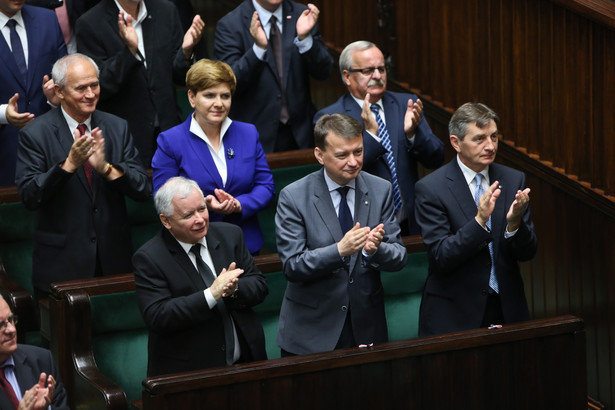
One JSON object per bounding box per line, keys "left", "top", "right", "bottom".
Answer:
{"left": 142, "top": 315, "right": 586, "bottom": 410}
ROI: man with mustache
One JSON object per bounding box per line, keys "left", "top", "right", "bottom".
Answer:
{"left": 315, "top": 41, "right": 444, "bottom": 235}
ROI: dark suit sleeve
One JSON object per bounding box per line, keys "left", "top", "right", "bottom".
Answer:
{"left": 104, "top": 120, "right": 152, "bottom": 201}
{"left": 16, "top": 124, "right": 75, "bottom": 210}
{"left": 407, "top": 111, "right": 444, "bottom": 169}
{"left": 504, "top": 173, "right": 538, "bottom": 261}
{"left": 414, "top": 177, "right": 493, "bottom": 276}
{"left": 296, "top": 24, "right": 333, "bottom": 81}
{"left": 214, "top": 16, "right": 267, "bottom": 94}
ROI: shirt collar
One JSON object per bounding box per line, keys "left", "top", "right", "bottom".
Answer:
{"left": 456, "top": 154, "right": 489, "bottom": 186}
{"left": 1, "top": 10, "right": 24, "bottom": 29}
{"left": 189, "top": 115, "right": 233, "bottom": 147}
{"left": 351, "top": 94, "right": 383, "bottom": 113}
{"left": 176, "top": 237, "right": 207, "bottom": 256}
{"left": 323, "top": 169, "right": 357, "bottom": 193}
{"left": 252, "top": 0, "right": 282, "bottom": 26}
{"left": 60, "top": 106, "right": 92, "bottom": 138}
{"left": 0, "top": 356, "right": 15, "bottom": 368}
{"left": 114, "top": 0, "right": 148, "bottom": 25}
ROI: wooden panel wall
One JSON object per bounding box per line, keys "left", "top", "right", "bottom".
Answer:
{"left": 315, "top": 0, "right": 615, "bottom": 197}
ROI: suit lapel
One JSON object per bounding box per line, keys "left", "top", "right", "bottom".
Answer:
{"left": 23, "top": 7, "right": 40, "bottom": 93}
{"left": 312, "top": 170, "right": 344, "bottom": 242}
{"left": 162, "top": 229, "right": 207, "bottom": 289}
{"left": 12, "top": 348, "right": 34, "bottom": 396}
{"left": 446, "top": 160, "right": 476, "bottom": 221}
{"left": 141, "top": 3, "right": 155, "bottom": 76}
{"left": 1, "top": 11, "right": 26, "bottom": 89}
{"left": 187, "top": 124, "right": 225, "bottom": 189}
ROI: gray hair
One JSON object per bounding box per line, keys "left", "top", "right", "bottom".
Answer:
{"left": 52, "top": 53, "right": 99, "bottom": 89}
{"left": 338, "top": 40, "right": 377, "bottom": 83}
{"left": 314, "top": 113, "right": 363, "bottom": 149}
{"left": 155, "top": 177, "right": 204, "bottom": 217}
{"left": 449, "top": 102, "right": 500, "bottom": 139}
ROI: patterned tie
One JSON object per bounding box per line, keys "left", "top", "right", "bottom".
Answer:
{"left": 190, "top": 244, "right": 236, "bottom": 365}
{"left": 0, "top": 366, "right": 19, "bottom": 409}
{"left": 7, "top": 19, "right": 27, "bottom": 82}
{"left": 337, "top": 186, "right": 353, "bottom": 233}
{"left": 474, "top": 173, "right": 499, "bottom": 293}
{"left": 269, "top": 16, "right": 289, "bottom": 124}
{"left": 77, "top": 124, "right": 93, "bottom": 188}
{"left": 370, "top": 104, "right": 403, "bottom": 213}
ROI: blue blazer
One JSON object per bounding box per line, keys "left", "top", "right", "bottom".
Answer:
{"left": 414, "top": 159, "right": 538, "bottom": 336}
{"left": 0, "top": 5, "right": 67, "bottom": 186}
{"left": 152, "top": 115, "right": 275, "bottom": 254}
{"left": 315, "top": 91, "right": 445, "bottom": 234}
{"left": 214, "top": 0, "right": 333, "bottom": 152}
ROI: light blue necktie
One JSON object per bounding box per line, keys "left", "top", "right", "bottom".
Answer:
{"left": 370, "top": 104, "right": 403, "bottom": 214}
{"left": 7, "top": 19, "right": 27, "bottom": 82}
{"left": 474, "top": 173, "right": 499, "bottom": 293}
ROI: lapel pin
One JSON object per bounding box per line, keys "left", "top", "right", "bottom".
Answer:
{"left": 227, "top": 148, "right": 235, "bottom": 159}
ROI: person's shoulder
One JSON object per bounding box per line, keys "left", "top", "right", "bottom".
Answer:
{"left": 20, "top": 108, "right": 60, "bottom": 135}
{"left": 218, "top": 0, "right": 252, "bottom": 24}
{"left": 145, "top": 0, "right": 180, "bottom": 15}
{"left": 209, "top": 221, "right": 243, "bottom": 237}
{"left": 416, "top": 160, "right": 451, "bottom": 186}
{"left": 316, "top": 94, "right": 348, "bottom": 115}
{"left": 358, "top": 171, "right": 392, "bottom": 191}
{"left": 134, "top": 229, "right": 166, "bottom": 256}
{"left": 280, "top": 169, "right": 321, "bottom": 195}
{"left": 16, "top": 344, "right": 53, "bottom": 361}
{"left": 22, "top": 4, "right": 58, "bottom": 20}
{"left": 385, "top": 90, "right": 420, "bottom": 104}
{"left": 229, "top": 120, "right": 258, "bottom": 135}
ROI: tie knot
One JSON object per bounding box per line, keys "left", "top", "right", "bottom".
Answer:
{"left": 77, "top": 124, "right": 87, "bottom": 136}
{"left": 270, "top": 15, "right": 277, "bottom": 24}
{"left": 370, "top": 104, "right": 380, "bottom": 114}
{"left": 475, "top": 173, "right": 483, "bottom": 185}
{"left": 190, "top": 243, "right": 201, "bottom": 256}
{"left": 337, "top": 186, "right": 350, "bottom": 199}
{"left": 6, "top": 19, "right": 16, "bottom": 29}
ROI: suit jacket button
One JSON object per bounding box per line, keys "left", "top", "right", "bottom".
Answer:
{"left": 349, "top": 277, "right": 354, "bottom": 284}
{"left": 482, "top": 290, "right": 488, "bottom": 296}
{"left": 221, "top": 345, "right": 226, "bottom": 351}
{"left": 341, "top": 306, "right": 347, "bottom": 312}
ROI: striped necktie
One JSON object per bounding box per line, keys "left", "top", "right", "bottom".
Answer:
{"left": 474, "top": 173, "right": 499, "bottom": 293}
{"left": 370, "top": 104, "right": 402, "bottom": 213}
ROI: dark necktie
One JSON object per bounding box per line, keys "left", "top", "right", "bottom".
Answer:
{"left": 474, "top": 173, "right": 499, "bottom": 293}
{"left": 0, "top": 366, "right": 19, "bottom": 409}
{"left": 337, "top": 186, "right": 353, "bottom": 233}
{"left": 7, "top": 19, "right": 27, "bottom": 82}
{"left": 77, "top": 124, "right": 93, "bottom": 189}
{"left": 190, "top": 244, "right": 236, "bottom": 365}
{"left": 269, "top": 16, "right": 289, "bottom": 124}
{"left": 370, "top": 104, "right": 403, "bottom": 214}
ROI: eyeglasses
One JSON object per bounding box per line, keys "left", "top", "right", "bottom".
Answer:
{"left": 0, "top": 315, "right": 18, "bottom": 332}
{"left": 346, "top": 66, "right": 387, "bottom": 76}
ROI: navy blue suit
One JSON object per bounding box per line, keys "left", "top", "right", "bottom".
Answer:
{"left": 214, "top": 0, "right": 333, "bottom": 152}
{"left": 0, "top": 5, "right": 67, "bottom": 186}
{"left": 315, "top": 91, "right": 444, "bottom": 234}
{"left": 152, "top": 115, "right": 275, "bottom": 254}
{"left": 0, "top": 345, "right": 69, "bottom": 409}
{"left": 414, "top": 159, "right": 538, "bottom": 336}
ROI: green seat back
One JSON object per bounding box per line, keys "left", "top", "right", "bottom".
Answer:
{"left": 258, "top": 164, "right": 321, "bottom": 253}
{"left": 0, "top": 201, "right": 34, "bottom": 294}
{"left": 382, "top": 252, "right": 429, "bottom": 341}
{"left": 125, "top": 197, "right": 161, "bottom": 251}
{"left": 90, "top": 291, "right": 147, "bottom": 403}
{"left": 253, "top": 271, "right": 287, "bottom": 360}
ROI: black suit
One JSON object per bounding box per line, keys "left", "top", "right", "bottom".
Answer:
{"left": 75, "top": 0, "right": 189, "bottom": 166}
{"left": 15, "top": 108, "right": 151, "bottom": 294}
{"left": 0, "top": 345, "right": 69, "bottom": 409}
{"left": 133, "top": 223, "right": 268, "bottom": 376}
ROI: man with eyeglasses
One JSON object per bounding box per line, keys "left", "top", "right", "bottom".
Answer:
{"left": 0, "top": 294, "right": 69, "bottom": 409}
{"left": 315, "top": 41, "right": 444, "bottom": 235}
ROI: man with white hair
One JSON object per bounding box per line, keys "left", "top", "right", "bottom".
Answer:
{"left": 315, "top": 41, "right": 444, "bottom": 235}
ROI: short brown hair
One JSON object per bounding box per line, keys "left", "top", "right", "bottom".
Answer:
{"left": 314, "top": 113, "right": 363, "bottom": 149}
{"left": 186, "top": 59, "right": 236, "bottom": 94}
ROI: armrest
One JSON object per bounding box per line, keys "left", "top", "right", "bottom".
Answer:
{"left": 67, "top": 289, "right": 129, "bottom": 410}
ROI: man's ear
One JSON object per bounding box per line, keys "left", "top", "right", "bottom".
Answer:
{"left": 450, "top": 135, "right": 461, "bottom": 153}
{"left": 159, "top": 214, "right": 171, "bottom": 230}
{"left": 314, "top": 147, "right": 324, "bottom": 165}
{"left": 342, "top": 70, "right": 351, "bottom": 87}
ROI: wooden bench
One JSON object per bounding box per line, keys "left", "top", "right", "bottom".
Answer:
{"left": 49, "top": 236, "right": 427, "bottom": 410}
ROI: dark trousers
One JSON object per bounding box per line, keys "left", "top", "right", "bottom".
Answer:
{"left": 481, "top": 292, "right": 504, "bottom": 327}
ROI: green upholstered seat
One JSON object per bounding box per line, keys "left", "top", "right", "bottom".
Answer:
{"left": 0, "top": 201, "right": 34, "bottom": 295}
{"left": 125, "top": 197, "right": 161, "bottom": 252}
{"left": 382, "top": 251, "right": 429, "bottom": 341}
{"left": 253, "top": 271, "right": 287, "bottom": 360}
{"left": 90, "top": 291, "right": 147, "bottom": 403}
